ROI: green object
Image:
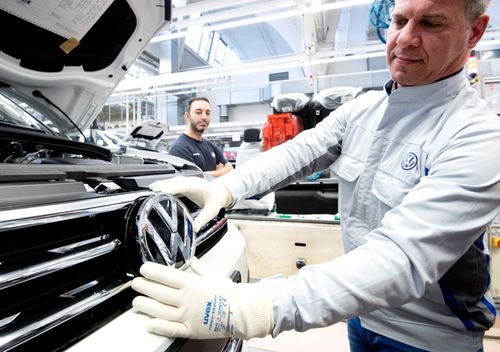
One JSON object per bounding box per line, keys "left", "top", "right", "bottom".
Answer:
{"left": 277, "top": 214, "right": 292, "bottom": 219}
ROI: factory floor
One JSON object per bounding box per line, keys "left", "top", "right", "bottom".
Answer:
{"left": 246, "top": 319, "right": 500, "bottom": 352}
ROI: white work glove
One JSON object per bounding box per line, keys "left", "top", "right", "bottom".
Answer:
{"left": 149, "top": 176, "right": 233, "bottom": 232}
{"left": 131, "top": 259, "right": 274, "bottom": 339}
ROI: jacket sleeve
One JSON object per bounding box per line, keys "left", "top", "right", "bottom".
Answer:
{"left": 220, "top": 96, "right": 357, "bottom": 201}
{"left": 267, "top": 98, "right": 500, "bottom": 335}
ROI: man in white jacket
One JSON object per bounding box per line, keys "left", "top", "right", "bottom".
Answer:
{"left": 131, "top": 0, "right": 500, "bottom": 351}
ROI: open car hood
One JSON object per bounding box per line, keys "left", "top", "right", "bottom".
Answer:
{"left": 0, "top": 0, "right": 169, "bottom": 136}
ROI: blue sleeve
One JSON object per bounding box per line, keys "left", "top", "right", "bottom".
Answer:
{"left": 213, "top": 143, "right": 228, "bottom": 164}
{"left": 169, "top": 143, "right": 195, "bottom": 163}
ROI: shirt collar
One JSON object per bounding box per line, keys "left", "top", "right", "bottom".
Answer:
{"left": 384, "top": 70, "right": 468, "bottom": 103}
{"left": 384, "top": 69, "right": 464, "bottom": 97}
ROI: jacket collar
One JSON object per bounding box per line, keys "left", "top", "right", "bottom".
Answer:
{"left": 384, "top": 70, "right": 468, "bottom": 103}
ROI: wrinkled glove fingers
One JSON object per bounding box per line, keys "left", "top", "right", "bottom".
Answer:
{"left": 131, "top": 277, "right": 183, "bottom": 307}
{"left": 149, "top": 177, "right": 206, "bottom": 206}
{"left": 149, "top": 182, "right": 189, "bottom": 196}
{"left": 193, "top": 209, "right": 217, "bottom": 233}
{"left": 132, "top": 296, "right": 182, "bottom": 322}
{"left": 147, "top": 318, "right": 189, "bottom": 338}
{"left": 139, "top": 262, "right": 192, "bottom": 288}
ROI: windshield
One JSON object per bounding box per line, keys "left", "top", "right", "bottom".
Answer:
{"left": 0, "top": 92, "right": 53, "bottom": 133}
{"left": 0, "top": 88, "right": 84, "bottom": 141}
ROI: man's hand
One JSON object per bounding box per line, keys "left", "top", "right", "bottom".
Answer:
{"left": 206, "top": 162, "right": 233, "bottom": 178}
{"left": 149, "top": 176, "right": 232, "bottom": 232}
{"left": 132, "top": 260, "right": 274, "bottom": 339}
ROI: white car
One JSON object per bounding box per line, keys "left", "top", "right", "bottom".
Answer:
{"left": 85, "top": 129, "right": 125, "bottom": 148}
{"left": 0, "top": 1, "right": 247, "bottom": 351}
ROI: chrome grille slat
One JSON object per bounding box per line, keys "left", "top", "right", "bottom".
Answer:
{"left": 0, "top": 313, "right": 20, "bottom": 330}
{"left": 0, "top": 191, "right": 227, "bottom": 351}
{"left": 0, "top": 281, "right": 131, "bottom": 351}
{"left": 48, "top": 235, "right": 110, "bottom": 254}
{"left": 0, "top": 240, "right": 121, "bottom": 290}
{"left": 0, "top": 191, "right": 152, "bottom": 230}
{"left": 197, "top": 218, "right": 226, "bottom": 244}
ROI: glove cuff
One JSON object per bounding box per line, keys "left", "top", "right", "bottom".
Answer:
{"left": 234, "top": 282, "right": 274, "bottom": 339}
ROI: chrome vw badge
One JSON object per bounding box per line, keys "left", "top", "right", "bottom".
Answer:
{"left": 135, "top": 194, "right": 196, "bottom": 269}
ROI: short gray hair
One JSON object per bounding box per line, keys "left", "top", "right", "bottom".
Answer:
{"left": 465, "top": 0, "right": 490, "bottom": 21}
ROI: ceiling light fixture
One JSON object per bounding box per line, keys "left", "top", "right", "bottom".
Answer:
{"left": 164, "top": 1, "right": 295, "bottom": 34}
{"left": 151, "top": 0, "right": 373, "bottom": 43}
{"left": 113, "top": 49, "right": 386, "bottom": 96}
{"left": 481, "top": 51, "right": 493, "bottom": 60}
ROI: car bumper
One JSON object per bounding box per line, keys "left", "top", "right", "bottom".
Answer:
{"left": 65, "top": 223, "right": 248, "bottom": 352}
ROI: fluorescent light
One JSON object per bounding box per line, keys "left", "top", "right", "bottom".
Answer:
{"left": 165, "top": 1, "right": 295, "bottom": 34}
{"left": 481, "top": 51, "right": 493, "bottom": 60}
{"left": 151, "top": 0, "right": 373, "bottom": 43}
{"left": 476, "top": 38, "right": 500, "bottom": 51}
{"left": 113, "top": 49, "right": 387, "bottom": 96}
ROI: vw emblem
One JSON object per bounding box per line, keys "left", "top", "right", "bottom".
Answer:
{"left": 401, "top": 152, "right": 418, "bottom": 171}
{"left": 136, "top": 194, "right": 196, "bottom": 269}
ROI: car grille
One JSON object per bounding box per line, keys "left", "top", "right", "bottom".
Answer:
{"left": 0, "top": 192, "right": 227, "bottom": 351}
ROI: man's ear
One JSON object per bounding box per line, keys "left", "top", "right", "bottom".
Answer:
{"left": 468, "top": 14, "right": 489, "bottom": 49}
{"left": 184, "top": 112, "right": 190, "bottom": 121}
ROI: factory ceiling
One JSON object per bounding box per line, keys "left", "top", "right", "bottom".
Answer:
{"left": 113, "top": 0, "right": 500, "bottom": 98}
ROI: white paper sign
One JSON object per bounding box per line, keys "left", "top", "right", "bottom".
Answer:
{"left": 0, "top": 0, "right": 114, "bottom": 41}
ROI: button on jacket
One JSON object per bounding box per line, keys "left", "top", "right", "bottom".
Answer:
{"left": 222, "top": 72, "right": 500, "bottom": 351}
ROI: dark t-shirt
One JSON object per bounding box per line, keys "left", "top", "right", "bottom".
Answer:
{"left": 168, "top": 133, "right": 228, "bottom": 171}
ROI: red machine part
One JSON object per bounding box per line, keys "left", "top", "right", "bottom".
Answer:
{"left": 262, "top": 112, "right": 304, "bottom": 151}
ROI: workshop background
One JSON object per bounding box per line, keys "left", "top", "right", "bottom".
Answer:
{"left": 93, "top": 0, "right": 500, "bottom": 152}
{"left": 94, "top": 2, "right": 500, "bottom": 350}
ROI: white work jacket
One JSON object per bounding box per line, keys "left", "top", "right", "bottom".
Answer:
{"left": 222, "top": 72, "right": 500, "bottom": 351}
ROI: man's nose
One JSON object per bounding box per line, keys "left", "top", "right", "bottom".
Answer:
{"left": 396, "top": 21, "right": 421, "bottom": 47}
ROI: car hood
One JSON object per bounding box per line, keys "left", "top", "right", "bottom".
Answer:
{"left": 0, "top": 0, "right": 169, "bottom": 134}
